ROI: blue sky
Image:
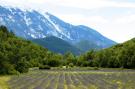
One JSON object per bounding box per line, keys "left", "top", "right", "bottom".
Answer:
{"left": 1, "top": 0, "right": 135, "bottom": 43}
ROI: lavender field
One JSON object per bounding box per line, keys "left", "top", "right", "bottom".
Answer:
{"left": 8, "top": 69, "right": 135, "bottom": 89}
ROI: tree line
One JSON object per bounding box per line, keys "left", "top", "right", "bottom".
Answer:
{"left": 0, "top": 26, "right": 135, "bottom": 74}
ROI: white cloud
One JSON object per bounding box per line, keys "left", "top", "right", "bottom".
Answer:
{"left": 1, "top": 0, "right": 135, "bottom": 10}
{"left": 116, "top": 15, "right": 135, "bottom": 24}
{"left": 44, "top": 0, "right": 135, "bottom": 9}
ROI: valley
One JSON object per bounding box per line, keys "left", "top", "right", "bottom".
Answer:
{"left": 0, "top": 1, "right": 135, "bottom": 89}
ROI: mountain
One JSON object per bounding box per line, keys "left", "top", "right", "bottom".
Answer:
{"left": 0, "top": 6, "right": 116, "bottom": 53}
{"left": 32, "top": 36, "right": 82, "bottom": 55}
{"left": 76, "top": 40, "right": 101, "bottom": 52}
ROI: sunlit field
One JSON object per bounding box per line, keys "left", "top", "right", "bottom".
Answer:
{"left": 7, "top": 69, "right": 135, "bottom": 89}
{"left": 0, "top": 76, "right": 10, "bottom": 89}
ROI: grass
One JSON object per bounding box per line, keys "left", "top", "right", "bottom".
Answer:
{"left": 0, "top": 76, "right": 10, "bottom": 89}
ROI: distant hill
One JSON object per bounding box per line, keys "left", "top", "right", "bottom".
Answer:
{"left": 32, "top": 36, "right": 82, "bottom": 55}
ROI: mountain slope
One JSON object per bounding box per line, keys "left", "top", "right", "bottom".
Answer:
{"left": 92, "top": 38, "right": 135, "bottom": 68}
{"left": 47, "top": 13, "right": 116, "bottom": 47}
{"left": 0, "top": 6, "right": 116, "bottom": 53}
{"left": 32, "top": 36, "right": 82, "bottom": 55}
{"left": 76, "top": 40, "right": 101, "bottom": 52}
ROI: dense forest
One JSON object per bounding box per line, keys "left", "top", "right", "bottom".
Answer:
{"left": 91, "top": 39, "right": 135, "bottom": 68}
{"left": 0, "top": 26, "right": 135, "bottom": 74}
{"left": 0, "top": 26, "right": 63, "bottom": 74}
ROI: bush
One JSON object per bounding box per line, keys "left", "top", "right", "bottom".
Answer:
{"left": 68, "top": 63, "right": 74, "bottom": 67}
{"left": 39, "top": 65, "right": 51, "bottom": 70}
{"left": 93, "top": 67, "right": 99, "bottom": 70}
{"left": 0, "top": 62, "right": 17, "bottom": 75}
{"left": 15, "top": 61, "right": 29, "bottom": 73}
{"left": 47, "top": 59, "right": 60, "bottom": 67}
{"left": 80, "top": 61, "right": 89, "bottom": 67}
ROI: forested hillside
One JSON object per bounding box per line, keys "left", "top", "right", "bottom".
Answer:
{"left": 32, "top": 36, "right": 82, "bottom": 55}
{"left": 75, "top": 40, "right": 101, "bottom": 52}
{"left": 0, "top": 26, "right": 83, "bottom": 74}
{"left": 80, "top": 38, "right": 135, "bottom": 68}
{"left": 0, "top": 26, "right": 63, "bottom": 74}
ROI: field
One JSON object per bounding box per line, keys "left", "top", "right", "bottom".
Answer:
{"left": 6, "top": 68, "right": 135, "bottom": 89}
{"left": 0, "top": 76, "right": 10, "bottom": 89}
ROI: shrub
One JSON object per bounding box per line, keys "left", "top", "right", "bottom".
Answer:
{"left": 15, "top": 61, "right": 29, "bottom": 73}
{"left": 93, "top": 67, "right": 99, "bottom": 70}
{"left": 68, "top": 63, "right": 74, "bottom": 67}
{"left": 39, "top": 65, "right": 51, "bottom": 70}
{"left": 0, "top": 62, "right": 17, "bottom": 75}
{"left": 47, "top": 59, "right": 60, "bottom": 67}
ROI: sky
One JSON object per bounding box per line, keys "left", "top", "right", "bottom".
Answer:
{"left": 1, "top": 0, "right": 135, "bottom": 43}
